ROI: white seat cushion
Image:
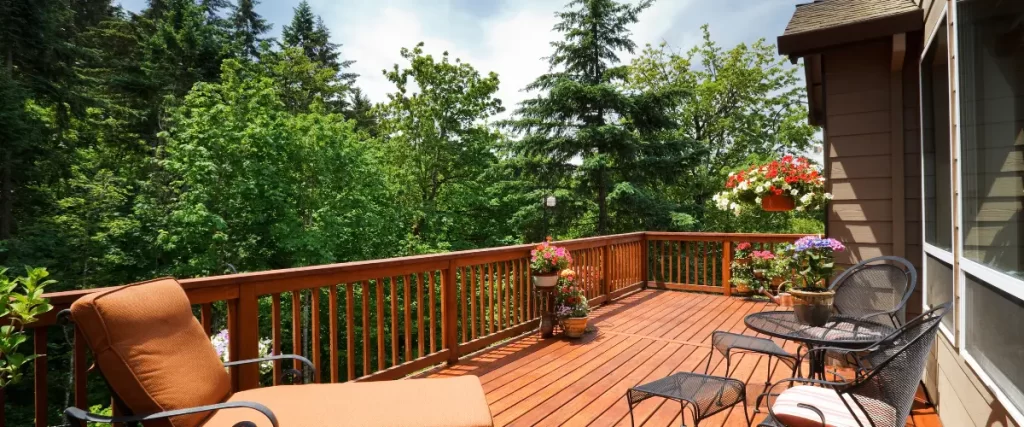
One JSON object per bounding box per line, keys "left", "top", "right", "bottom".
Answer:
{"left": 772, "top": 385, "right": 895, "bottom": 427}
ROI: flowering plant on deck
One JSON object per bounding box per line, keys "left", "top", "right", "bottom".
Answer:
{"left": 529, "top": 237, "right": 573, "bottom": 275}
{"left": 554, "top": 269, "right": 588, "bottom": 318}
{"left": 791, "top": 236, "right": 846, "bottom": 291}
{"left": 735, "top": 242, "right": 753, "bottom": 259}
{"left": 713, "top": 155, "right": 831, "bottom": 215}
{"left": 750, "top": 250, "right": 776, "bottom": 271}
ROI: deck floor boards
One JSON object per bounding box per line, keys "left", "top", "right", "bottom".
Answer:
{"left": 423, "top": 289, "right": 940, "bottom": 427}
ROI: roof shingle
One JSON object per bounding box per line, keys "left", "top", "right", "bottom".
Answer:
{"left": 783, "top": 0, "right": 920, "bottom": 37}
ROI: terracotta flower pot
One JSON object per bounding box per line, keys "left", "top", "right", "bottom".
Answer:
{"left": 563, "top": 316, "right": 588, "bottom": 338}
{"left": 761, "top": 194, "right": 795, "bottom": 212}
{"left": 790, "top": 289, "right": 835, "bottom": 326}
{"left": 733, "top": 280, "right": 752, "bottom": 294}
{"left": 753, "top": 269, "right": 767, "bottom": 279}
{"left": 532, "top": 273, "right": 558, "bottom": 288}
{"left": 735, "top": 258, "right": 751, "bottom": 266}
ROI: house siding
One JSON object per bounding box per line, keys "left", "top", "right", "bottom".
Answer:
{"left": 923, "top": 334, "right": 1022, "bottom": 427}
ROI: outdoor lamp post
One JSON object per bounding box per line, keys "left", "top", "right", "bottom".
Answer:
{"left": 542, "top": 195, "right": 557, "bottom": 238}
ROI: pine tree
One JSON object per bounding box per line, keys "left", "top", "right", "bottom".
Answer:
{"left": 280, "top": 1, "right": 356, "bottom": 109}
{"left": 281, "top": 1, "right": 316, "bottom": 58}
{"left": 504, "top": 0, "right": 675, "bottom": 235}
{"left": 230, "top": 0, "right": 271, "bottom": 60}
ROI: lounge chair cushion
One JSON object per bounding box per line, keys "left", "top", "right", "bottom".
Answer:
{"left": 71, "top": 278, "right": 232, "bottom": 427}
{"left": 201, "top": 376, "right": 494, "bottom": 427}
{"left": 772, "top": 385, "right": 894, "bottom": 427}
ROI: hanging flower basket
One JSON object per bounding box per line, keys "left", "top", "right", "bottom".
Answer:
{"left": 713, "top": 155, "right": 831, "bottom": 215}
{"left": 761, "top": 194, "right": 795, "bottom": 212}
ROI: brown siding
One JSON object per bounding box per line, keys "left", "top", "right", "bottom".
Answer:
{"left": 823, "top": 38, "right": 899, "bottom": 271}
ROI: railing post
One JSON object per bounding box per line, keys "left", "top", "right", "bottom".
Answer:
{"left": 443, "top": 264, "right": 459, "bottom": 365}
{"left": 34, "top": 328, "right": 47, "bottom": 427}
{"left": 722, "top": 240, "right": 732, "bottom": 296}
{"left": 640, "top": 234, "right": 649, "bottom": 287}
{"left": 230, "top": 285, "right": 261, "bottom": 391}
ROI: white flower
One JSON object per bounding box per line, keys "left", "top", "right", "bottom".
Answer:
{"left": 796, "top": 206, "right": 804, "bottom": 211}
{"left": 755, "top": 185, "right": 765, "bottom": 193}
{"left": 755, "top": 197, "right": 762, "bottom": 204}
{"left": 791, "top": 189, "right": 799, "bottom": 196}
{"left": 738, "top": 181, "right": 749, "bottom": 190}
{"left": 728, "top": 171, "right": 735, "bottom": 177}
{"left": 824, "top": 192, "right": 833, "bottom": 199}
{"left": 800, "top": 193, "right": 813, "bottom": 203}
{"left": 782, "top": 183, "right": 791, "bottom": 190}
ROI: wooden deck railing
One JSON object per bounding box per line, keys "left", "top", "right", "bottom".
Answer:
{"left": 11, "top": 231, "right": 804, "bottom": 427}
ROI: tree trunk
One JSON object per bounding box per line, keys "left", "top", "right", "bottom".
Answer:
{"left": 1, "top": 47, "right": 13, "bottom": 240}
{"left": 597, "top": 164, "right": 607, "bottom": 235}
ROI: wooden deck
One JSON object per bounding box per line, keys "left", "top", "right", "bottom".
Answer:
{"left": 423, "top": 289, "right": 941, "bottom": 427}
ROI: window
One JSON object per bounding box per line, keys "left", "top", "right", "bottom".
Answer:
{"left": 957, "top": 0, "right": 1024, "bottom": 281}
{"left": 926, "top": 255, "right": 955, "bottom": 331}
{"left": 922, "top": 18, "right": 954, "bottom": 251}
{"left": 965, "top": 274, "right": 1024, "bottom": 415}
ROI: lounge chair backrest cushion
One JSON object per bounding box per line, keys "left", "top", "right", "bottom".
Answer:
{"left": 71, "top": 278, "right": 232, "bottom": 427}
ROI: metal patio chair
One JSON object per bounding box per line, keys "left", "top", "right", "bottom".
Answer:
{"left": 829, "top": 256, "right": 917, "bottom": 328}
{"left": 757, "top": 302, "right": 950, "bottom": 427}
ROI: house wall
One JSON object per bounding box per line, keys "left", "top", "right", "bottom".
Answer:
{"left": 822, "top": 36, "right": 925, "bottom": 316}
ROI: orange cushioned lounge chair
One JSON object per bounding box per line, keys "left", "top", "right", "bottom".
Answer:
{"left": 63, "top": 278, "right": 494, "bottom": 427}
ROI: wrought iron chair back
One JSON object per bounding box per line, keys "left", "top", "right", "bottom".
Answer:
{"left": 829, "top": 256, "right": 917, "bottom": 327}
{"left": 837, "top": 302, "right": 950, "bottom": 427}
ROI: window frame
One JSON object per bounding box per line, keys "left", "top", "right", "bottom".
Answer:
{"left": 919, "top": 4, "right": 956, "bottom": 343}
{"left": 950, "top": 0, "right": 1024, "bottom": 423}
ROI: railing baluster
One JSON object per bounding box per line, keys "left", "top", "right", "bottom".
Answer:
{"left": 344, "top": 283, "right": 353, "bottom": 381}
{"left": 272, "top": 293, "right": 282, "bottom": 384}
{"left": 291, "top": 291, "right": 302, "bottom": 371}
{"left": 34, "top": 327, "right": 47, "bottom": 427}
{"left": 512, "top": 259, "right": 520, "bottom": 324}
{"left": 311, "top": 288, "right": 320, "bottom": 382}
{"left": 460, "top": 267, "right": 467, "bottom": 343}
{"left": 201, "top": 303, "right": 212, "bottom": 335}
{"left": 74, "top": 326, "right": 87, "bottom": 409}
{"left": 417, "top": 273, "right": 424, "bottom": 357}
{"left": 330, "top": 284, "right": 340, "bottom": 383}
{"left": 361, "top": 281, "right": 370, "bottom": 377}
{"left": 404, "top": 275, "right": 411, "bottom": 361}
{"left": 390, "top": 276, "right": 398, "bottom": 366}
{"left": 377, "top": 279, "right": 385, "bottom": 370}
{"left": 442, "top": 267, "right": 457, "bottom": 364}
{"left": 487, "top": 263, "right": 494, "bottom": 334}
{"left": 470, "top": 266, "right": 477, "bottom": 339}
{"left": 429, "top": 271, "right": 437, "bottom": 354}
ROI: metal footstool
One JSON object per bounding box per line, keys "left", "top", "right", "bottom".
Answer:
{"left": 626, "top": 372, "right": 749, "bottom": 427}
{"left": 707, "top": 331, "right": 801, "bottom": 387}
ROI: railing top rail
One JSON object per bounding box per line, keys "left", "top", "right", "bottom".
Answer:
{"left": 39, "top": 231, "right": 807, "bottom": 306}
{"left": 39, "top": 232, "right": 647, "bottom": 305}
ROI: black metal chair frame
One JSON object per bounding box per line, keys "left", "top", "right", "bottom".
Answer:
{"left": 56, "top": 309, "right": 313, "bottom": 427}
{"left": 705, "top": 331, "right": 803, "bottom": 399}
{"left": 756, "top": 303, "right": 951, "bottom": 427}
{"left": 828, "top": 255, "right": 918, "bottom": 328}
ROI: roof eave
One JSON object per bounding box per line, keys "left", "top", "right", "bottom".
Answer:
{"left": 777, "top": 9, "right": 923, "bottom": 57}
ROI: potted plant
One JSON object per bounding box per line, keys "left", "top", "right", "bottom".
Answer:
{"left": 729, "top": 261, "right": 754, "bottom": 294}
{"left": 0, "top": 267, "right": 54, "bottom": 389}
{"left": 750, "top": 250, "right": 775, "bottom": 280}
{"left": 713, "top": 155, "right": 831, "bottom": 215}
{"left": 530, "top": 237, "right": 572, "bottom": 288}
{"left": 788, "top": 236, "right": 846, "bottom": 326}
{"left": 734, "top": 242, "right": 753, "bottom": 266}
{"left": 554, "top": 269, "right": 589, "bottom": 338}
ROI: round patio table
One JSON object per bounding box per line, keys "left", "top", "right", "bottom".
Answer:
{"left": 744, "top": 311, "right": 895, "bottom": 379}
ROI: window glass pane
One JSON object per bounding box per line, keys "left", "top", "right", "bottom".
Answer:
{"left": 926, "top": 255, "right": 954, "bottom": 331}
{"left": 965, "top": 274, "right": 1024, "bottom": 415}
{"left": 958, "top": 0, "right": 1024, "bottom": 280}
{"left": 922, "top": 19, "right": 953, "bottom": 250}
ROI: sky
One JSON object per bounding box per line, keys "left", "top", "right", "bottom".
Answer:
{"left": 116, "top": 0, "right": 806, "bottom": 111}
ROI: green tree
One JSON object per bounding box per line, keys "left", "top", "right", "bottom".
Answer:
{"left": 377, "top": 43, "right": 505, "bottom": 250}
{"left": 281, "top": 1, "right": 355, "bottom": 109}
{"left": 157, "top": 59, "right": 404, "bottom": 276}
{"left": 504, "top": 0, "right": 680, "bottom": 236}
{"left": 626, "top": 25, "right": 818, "bottom": 231}
{"left": 230, "top": 0, "right": 271, "bottom": 60}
